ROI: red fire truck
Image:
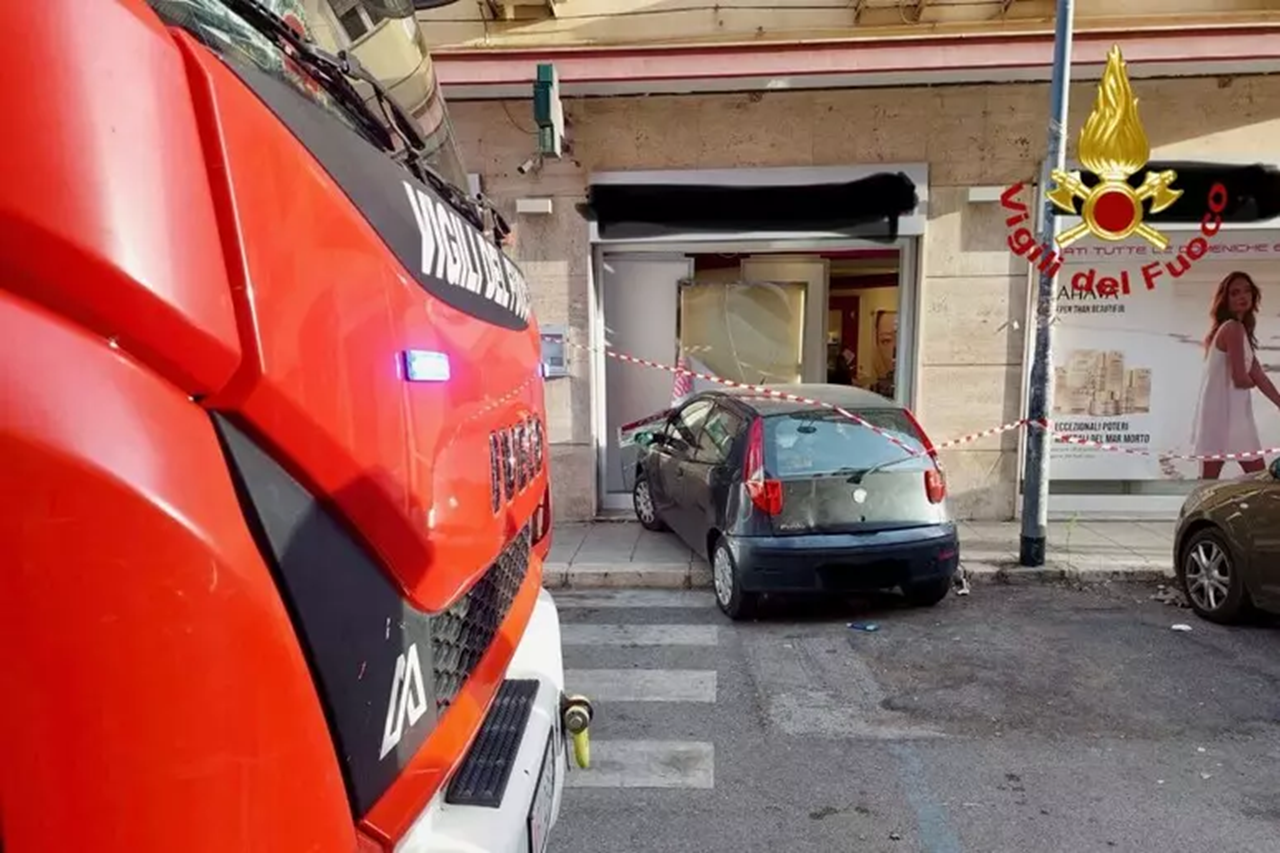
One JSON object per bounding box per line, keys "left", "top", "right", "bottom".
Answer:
{"left": 0, "top": 1, "right": 590, "bottom": 851}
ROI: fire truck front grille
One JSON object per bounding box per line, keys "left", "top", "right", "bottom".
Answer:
{"left": 444, "top": 678, "right": 539, "bottom": 807}
{"left": 431, "top": 524, "right": 532, "bottom": 709}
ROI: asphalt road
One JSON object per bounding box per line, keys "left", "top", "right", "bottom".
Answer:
{"left": 548, "top": 584, "right": 1280, "bottom": 853}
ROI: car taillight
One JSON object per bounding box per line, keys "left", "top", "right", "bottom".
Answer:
{"left": 744, "top": 417, "right": 784, "bottom": 515}
{"left": 901, "top": 407, "right": 937, "bottom": 458}
{"left": 746, "top": 479, "right": 784, "bottom": 515}
{"left": 901, "top": 407, "right": 945, "bottom": 502}
{"left": 744, "top": 416, "right": 764, "bottom": 478}
{"left": 924, "top": 468, "right": 946, "bottom": 504}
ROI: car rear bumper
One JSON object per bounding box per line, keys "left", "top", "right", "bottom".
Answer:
{"left": 726, "top": 524, "right": 960, "bottom": 594}
{"left": 394, "top": 587, "right": 568, "bottom": 853}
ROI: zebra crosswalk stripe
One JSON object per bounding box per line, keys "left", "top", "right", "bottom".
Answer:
{"left": 559, "top": 588, "right": 719, "bottom": 790}
{"left": 565, "top": 740, "right": 714, "bottom": 789}
{"left": 566, "top": 669, "right": 716, "bottom": 703}
{"left": 561, "top": 624, "right": 718, "bottom": 646}
{"left": 554, "top": 590, "right": 715, "bottom": 609}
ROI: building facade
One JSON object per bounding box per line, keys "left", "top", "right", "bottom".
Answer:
{"left": 311, "top": 0, "right": 1280, "bottom": 523}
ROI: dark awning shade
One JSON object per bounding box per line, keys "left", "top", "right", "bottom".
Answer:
{"left": 577, "top": 172, "right": 919, "bottom": 241}
{"left": 1071, "top": 162, "right": 1280, "bottom": 224}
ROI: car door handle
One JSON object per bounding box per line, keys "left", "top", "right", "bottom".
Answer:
{"left": 675, "top": 465, "right": 685, "bottom": 478}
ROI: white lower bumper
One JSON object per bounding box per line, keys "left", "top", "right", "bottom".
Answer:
{"left": 395, "top": 587, "right": 567, "bottom": 853}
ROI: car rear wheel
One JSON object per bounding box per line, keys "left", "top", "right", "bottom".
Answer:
{"left": 633, "top": 474, "right": 666, "bottom": 531}
{"left": 712, "top": 538, "right": 756, "bottom": 621}
{"left": 1179, "top": 527, "right": 1251, "bottom": 624}
{"left": 903, "top": 577, "right": 951, "bottom": 607}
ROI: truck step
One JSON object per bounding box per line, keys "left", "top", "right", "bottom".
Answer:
{"left": 445, "top": 679, "right": 540, "bottom": 807}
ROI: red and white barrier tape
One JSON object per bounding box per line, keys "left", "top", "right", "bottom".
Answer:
{"left": 603, "top": 348, "right": 925, "bottom": 457}
{"left": 934, "top": 418, "right": 1031, "bottom": 450}
{"left": 561, "top": 339, "right": 1279, "bottom": 463}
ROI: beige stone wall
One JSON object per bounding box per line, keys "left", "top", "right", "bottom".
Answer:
{"left": 448, "top": 74, "right": 1280, "bottom": 521}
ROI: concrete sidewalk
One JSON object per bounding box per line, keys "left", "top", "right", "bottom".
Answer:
{"left": 543, "top": 519, "right": 1178, "bottom": 589}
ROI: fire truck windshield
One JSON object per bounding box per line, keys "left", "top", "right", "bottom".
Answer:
{"left": 146, "top": 0, "right": 473, "bottom": 199}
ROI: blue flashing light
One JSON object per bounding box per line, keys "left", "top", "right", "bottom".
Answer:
{"left": 403, "top": 349, "right": 451, "bottom": 382}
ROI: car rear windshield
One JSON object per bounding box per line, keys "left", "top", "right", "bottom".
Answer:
{"left": 763, "top": 408, "right": 928, "bottom": 477}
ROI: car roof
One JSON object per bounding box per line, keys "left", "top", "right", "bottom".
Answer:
{"left": 709, "top": 384, "right": 901, "bottom": 416}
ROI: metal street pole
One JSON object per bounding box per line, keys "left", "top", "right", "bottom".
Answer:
{"left": 1019, "top": 0, "right": 1076, "bottom": 567}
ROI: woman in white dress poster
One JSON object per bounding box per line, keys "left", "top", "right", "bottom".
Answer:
{"left": 1191, "top": 271, "right": 1280, "bottom": 479}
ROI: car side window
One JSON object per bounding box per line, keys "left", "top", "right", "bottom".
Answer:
{"left": 665, "top": 399, "right": 714, "bottom": 456}
{"left": 694, "top": 404, "right": 744, "bottom": 464}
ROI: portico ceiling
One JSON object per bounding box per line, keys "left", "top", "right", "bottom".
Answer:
{"left": 428, "top": 24, "right": 1280, "bottom": 98}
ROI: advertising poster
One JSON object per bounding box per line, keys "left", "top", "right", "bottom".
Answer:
{"left": 1050, "top": 232, "right": 1280, "bottom": 480}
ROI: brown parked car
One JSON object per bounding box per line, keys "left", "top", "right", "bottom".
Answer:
{"left": 1174, "top": 458, "right": 1280, "bottom": 623}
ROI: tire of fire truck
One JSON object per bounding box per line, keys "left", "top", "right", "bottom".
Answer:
{"left": 633, "top": 472, "right": 667, "bottom": 531}
{"left": 712, "top": 538, "right": 757, "bottom": 621}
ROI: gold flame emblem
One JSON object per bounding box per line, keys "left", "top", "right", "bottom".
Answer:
{"left": 1047, "top": 45, "right": 1182, "bottom": 250}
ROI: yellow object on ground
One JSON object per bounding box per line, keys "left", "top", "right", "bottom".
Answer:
{"left": 572, "top": 728, "right": 590, "bottom": 769}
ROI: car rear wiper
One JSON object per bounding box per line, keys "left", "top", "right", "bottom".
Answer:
{"left": 841, "top": 455, "right": 920, "bottom": 484}
{"left": 219, "top": 0, "right": 486, "bottom": 232}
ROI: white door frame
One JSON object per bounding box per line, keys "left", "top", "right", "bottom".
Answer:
{"left": 592, "top": 251, "right": 692, "bottom": 511}
{"left": 896, "top": 236, "right": 922, "bottom": 408}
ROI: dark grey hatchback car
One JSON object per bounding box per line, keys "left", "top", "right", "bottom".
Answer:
{"left": 630, "top": 385, "right": 960, "bottom": 619}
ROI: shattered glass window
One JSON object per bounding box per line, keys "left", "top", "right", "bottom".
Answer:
{"left": 765, "top": 409, "right": 927, "bottom": 477}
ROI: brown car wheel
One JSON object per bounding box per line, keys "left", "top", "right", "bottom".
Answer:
{"left": 1178, "top": 527, "right": 1252, "bottom": 624}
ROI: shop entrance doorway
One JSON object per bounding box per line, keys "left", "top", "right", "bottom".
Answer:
{"left": 594, "top": 242, "right": 916, "bottom": 512}
{"left": 675, "top": 250, "right": 902, "bottom": 397}
{"left": 825, "top": 251, "right": 901, "bottom": 398}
